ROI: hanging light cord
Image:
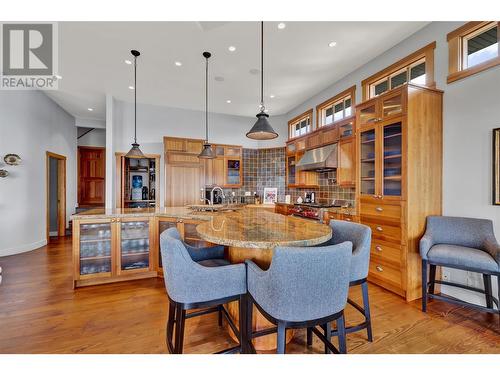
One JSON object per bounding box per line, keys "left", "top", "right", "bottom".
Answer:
{"left": 260, "top": 21, "right": 264, "bottom": 111}
{"left": 134, "top": 54, "right": 138, "bottom": 144}
{"left": 205, "top": 55, "right": 209, "bottom": 142}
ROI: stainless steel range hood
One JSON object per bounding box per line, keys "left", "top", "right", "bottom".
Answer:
{"left": 295, "top": 143, "right": 338, "bottom": 172}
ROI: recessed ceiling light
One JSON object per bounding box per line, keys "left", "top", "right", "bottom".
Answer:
{"left": 87, "top": 108, "right": 94, "bottom": 112}
{"left": 278, "top": 22, "right": 286, "bottom": 30}
{"left": 226, "top": 100, "right": 231, "bottom": 104}
{"left": 175, "top": 61, "right": 182, "bottom": 66}
{"left": 54, "top": 74, "right": 62, "bottom": 80}
{"left": 328, "top": 41, "right": 337, "bottom": 47}
{"left": 270, "top": 94, "right": 275, "bottom": 98}
{"left": 128, "top": 86, "right": 134, "bottom": 90}
{"left": 124, "top": 60, "right": 132, "bottom": 65}
{"left": 228, "top": 46, "right": 236, "bottom": 52}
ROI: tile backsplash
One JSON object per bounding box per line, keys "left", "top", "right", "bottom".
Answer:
{"left": 222, "top": 147, "right": 355, "bottom": 207}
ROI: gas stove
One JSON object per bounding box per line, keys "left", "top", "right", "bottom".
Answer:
{"left": 289, "top": 200, "right": 350, "bottom": 222}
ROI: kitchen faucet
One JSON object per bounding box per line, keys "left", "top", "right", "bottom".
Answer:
{"left": 210, "top": 186, "right": 225, "bottom": 205}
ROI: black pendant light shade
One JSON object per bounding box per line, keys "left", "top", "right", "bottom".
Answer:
{"left": 198, "top": 51, "right": 216, "bottom": 159}
{"left": 125, "top": 49, "right": 146, "bottom": 159}
{"left": 246, "top": 21, "right": 278, "bottom": 140}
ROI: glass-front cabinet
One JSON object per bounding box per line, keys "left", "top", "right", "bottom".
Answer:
{"left": 358, "top": 121, "right": 403, "bottom": 200}
{"left": 382, "top": 122, "right": 402, "bottom": 197}
{"left": 78, "top": 220, "right": 113, "bottom": 277}
{"left": 118, "top": 219, "right": 152, "bottom": 273}
{"left": 360, "top": 128, "right": 376, "bottom": 196}
{"left": 73, "top": 216, "right": 155, "bottom": 287}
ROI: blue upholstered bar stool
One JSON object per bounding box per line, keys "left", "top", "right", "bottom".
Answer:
{"left": 420, "top": 216, "right": 500, "bottom": 315}
{"left": 160, "top": 227, "right": 248, "bottom": 354}
{"left": 308, "top": 220, "right": 373, "bottom": 345}
{"left": 245, "top": 242, "right": 352, "bottom": 354}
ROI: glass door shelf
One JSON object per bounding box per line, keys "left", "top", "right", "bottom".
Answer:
{"left": 121, "top": 221, "right": 150, "bottom": 271}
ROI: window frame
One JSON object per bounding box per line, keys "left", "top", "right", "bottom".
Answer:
{"left": 315, "top": 86, "right": 356, "bottom": 129}
{"left": 447, "top": 21, "right": 500, "bottom": 84}
{"left": 288, "top": 109, "right": 313, "bottom": 140}
{"left": 361, "top": 42, "right": 436, "bottom": 101}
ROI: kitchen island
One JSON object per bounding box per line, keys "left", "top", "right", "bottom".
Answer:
{"left": 70, "top": 205, "right": 331, "bottom": 288}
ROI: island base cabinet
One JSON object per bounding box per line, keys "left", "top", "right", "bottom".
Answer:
{"left": 73, "top": 217, "right": 156, "bottom": 288}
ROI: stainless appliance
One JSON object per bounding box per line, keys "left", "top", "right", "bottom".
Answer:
{"left": 304, "top": 192, "right": 315, "bottom": 204}
{"left": 295, "top": 143, "right": 338, "bottom": 172}
{"left": 289, "top": 199, "right": 350, "bottom": 222}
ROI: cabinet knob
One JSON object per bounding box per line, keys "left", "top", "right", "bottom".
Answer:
{"left": 376, "top": 265, "right": 384, "bottom": 272}
{"left": 375, "top": 245, "right": 382, "bottom": 252}
{"left": 345, "top": 218, "right": 352, "bottom": 222}
{"left": 373, "top": 195, "right": 378, "bottom": 199}
{"left": 376, "top": 207, "right": 383, "bottom": 212}
{"left": 376, "top": 226, "right": 383, "bottom": 232}
{"left": 378, "top": 195, "right": 383, "bottom": 199}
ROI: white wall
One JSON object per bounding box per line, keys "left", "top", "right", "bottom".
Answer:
{"left": 284, "top": 21, "right": 500, "bottom": 305}
{"left": 0, "top": 90, "right": 76, "bottom": 256}
{"left": 111, "top": 99, "right": 287, "bottom": 207}
{"left": 77, "top": 127, "right": 106, "bottom": 147}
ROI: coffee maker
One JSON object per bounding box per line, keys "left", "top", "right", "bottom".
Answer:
{"left": 304, "top": 192, "right": 315, "bottom": 204}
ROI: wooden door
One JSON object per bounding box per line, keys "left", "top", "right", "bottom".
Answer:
{"left": 338, "top": 137, "right": 355, "bottom": 186}
{"left": 78, "top": 147, "right": 105, "bottom": 206}
{"left": 166, "top": 164, "right": 202, "bottom": 206}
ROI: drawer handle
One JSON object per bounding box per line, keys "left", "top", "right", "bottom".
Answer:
{"left": 376, "top": 207, "right": 383, "bottom": 212}
{"left": 345, "top": 218, "right": 352, "bottom": 222}
{"left": 376, "top": 265, "right": 383, "bottom": 272}
{"left": 375, "top": 245, "right": 382, "bottom": 252}
{"left": 372, "top": 195, "right": 378, "bottom": 199}
{"left": 376, "top": 226, "right": 383, "bottom": 232}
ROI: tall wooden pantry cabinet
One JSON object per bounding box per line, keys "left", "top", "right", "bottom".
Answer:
{"left": 356, "top": 84, "right": 443, "bottom": 302}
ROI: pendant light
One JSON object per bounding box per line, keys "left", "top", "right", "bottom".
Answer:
{"left": 246, "top": 21, "right": 278, "bottom": 140}
{"left": 198, "top": 51, "right": 216, "bottom": 159}
{"left": 125, "top": 49, "right": 146, "bottom": 159}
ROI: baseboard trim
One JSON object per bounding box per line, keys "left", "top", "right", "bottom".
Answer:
{"left": 0, "top": 239, "right": 48, "bottom": 257}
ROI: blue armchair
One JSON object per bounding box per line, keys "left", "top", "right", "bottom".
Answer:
{"left": 420, "top": 216, "right": 500, "bottom": 314}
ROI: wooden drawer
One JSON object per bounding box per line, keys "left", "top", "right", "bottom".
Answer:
{"left": 369, "top": 258, "right": 402, "bottom": 289}
{"left": 370, "top": 239, "right": 401, "bottom": 267}
{"left": 360, "top": 202, "right": 401, "bottom": 221}
{"left": 361, "top": 219, "right": 401, "bottom": 243}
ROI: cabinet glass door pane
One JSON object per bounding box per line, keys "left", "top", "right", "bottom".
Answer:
{"left": 226, "top": 159, "right": 241, "bottom": 185}
{"left": 121, "top": 221, "right": 150, "bottom": 271}
{"left": 184, "top": 222, "right": 206, "bottom": 248}
{"left": 359, "top": 104, "right": 377, "bottom": 125}
{"left": 382, "top": 94, "right": 403, "bottom": 118}
{"left": 287, "top": 156, "right": 296, "bottom": 185}
{"left": 383, "top": 122, "right": 402, "bottom": 197}
{"left": 360, "top": 129, "right": 376, "bottom": 195}
{"left": 80, "top": 223, "right": 112, "bottom": 275}
{"left": 339, "top": 122, "right": 354, "bottom": 138}
{"left": 158, "top": 220, "right": 177, "bottom": 268}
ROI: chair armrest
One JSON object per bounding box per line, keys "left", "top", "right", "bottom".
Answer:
{"left": 484, "top": 238, "right": 500, "bottom": 264}
{"left": 185, "top": 243, "right": 225, "bottom": 262}
{"left": 419, "top": 233, "right": 434, "bottom": 259}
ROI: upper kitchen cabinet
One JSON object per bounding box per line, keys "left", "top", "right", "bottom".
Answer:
{"left": 115, "top": 152, "right": 161, "bottom": 209}
{"left": 285, "top": 138, "right": 319, "bottom": 188}
{"left": 355, "top": 83, "right": 443, "bottom": 302}
{"left": 164, "top": 137, "right": 204, "bottom": 154}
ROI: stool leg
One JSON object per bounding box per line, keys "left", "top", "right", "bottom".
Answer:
{"left": 361, "top": 280, "right": 373, "bottom": 342}
{"left": 277, "top": 322, "right": 286, "bottom": 354}
{"left": 323, "top": 322, "right": 331, "bottom": 354}
{"left": 166, "top": 300, "right": 176, "bottom": 353}
{"left": 174, "top": 303, "right": 186, "bottom": 354}
{"left": 483, "top": 274, "right": 493, "bottom": 309}
{"left": 422, "top": 260, "right": 428, "bottom": 312}
{"left": 218, "top": 305, "right": 223, "bottom": 327}
{"left": 238, "top": 294, "right": 247, "bottom": 354}
{"left": 306, "top": 327, "right": 313, "bottom": 346}
{"left": 337, "top": 312, "right": 347, "bottom": 354}
{"left": 246, "top": 295, "right": 255, "bottom": 353}
{"left": 429, "top": 265, "right": 437, "bottom": 294}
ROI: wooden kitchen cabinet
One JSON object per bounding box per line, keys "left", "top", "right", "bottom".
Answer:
{"left": 321, "top": 125, "right": 339, "bottom": 145}
{"left": 164, "top": 136, "right": 204, "bottom": 154}
{"left": 73, "top": 216, "right": 156, "bottom": 288}
{"left": 285, "top": 148, "right": 318, "bottom": 188}
{"left": 204, "top": 157, "right": 225, "bottom": 187}
{"left": 275, "top": 203, "right": 292, "bottom": 216}
{"left": 306, "top": 131, "right": 322, "bottom": 149}
{"left": 337, "top": 137, "right": 355, "bottom": 187}
{"left": 156, "top": 217, "right": 212, "bottom": 277}
{"left": 356, "top": 84, "right": 443, "bottom": 301}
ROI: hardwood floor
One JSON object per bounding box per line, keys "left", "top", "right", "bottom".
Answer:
{"left": 0, "top": 236, "right": 498, "bottom": 354}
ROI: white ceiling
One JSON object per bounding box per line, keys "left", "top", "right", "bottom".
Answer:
{"left": 46, "top": 21, "right": 429, "bottom": 121}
